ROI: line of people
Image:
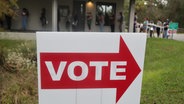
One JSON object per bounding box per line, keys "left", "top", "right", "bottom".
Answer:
{"left": 136, "top": 18, "right": 171, "bottom": 39}
{"left": 1, "top": 9, "right": 125, "bottom": 32}
{"left": 0, "top": 8, "right": 29, "bottom": 31}
{"left": 95, "top": 12, "right": 124, "bottom": 32}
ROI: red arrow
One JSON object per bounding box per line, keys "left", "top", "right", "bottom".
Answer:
{"left": 40, "top": 36, "right": 141, "bottom": 103}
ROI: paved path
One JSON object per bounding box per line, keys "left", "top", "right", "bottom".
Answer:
{"left": 0, "top": 32, "right": 35, "bottom": 40}
{"left": 172, "top": 34, "right": 184, "bottom": 41}
{"left": 0, "top": 32, "right": 184, "bottom": 42}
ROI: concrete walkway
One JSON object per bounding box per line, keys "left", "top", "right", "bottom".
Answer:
{"left": 172, "top": 34, "right": 184, "bottom": 41}
{"left": 0, "top": 32, "right": 35, "bottom": 40}
{"left": 0, "top": 32, "right": 184, "bottom": 42}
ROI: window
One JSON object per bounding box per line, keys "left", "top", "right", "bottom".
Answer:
{"left": 96, "top": 2, "right": 116, "bottom": 26}
{"left": 58, "top": 6, "right": 69, "bottom": 17}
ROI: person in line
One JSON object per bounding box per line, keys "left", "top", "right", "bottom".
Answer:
{"left": 109, "top": 13, "right": 115, "bottom": 32}
{"left": 72, "top": 13, "right": 79, "bottom": 31}
{"left": 40, "top": 8, "right": 47, "bottom": 30}
{"left": 118, "top": 12, "right": 123, "bottom": 32}
{"left": 149, "top": 21, "right": 154, "bottom": 38}
{"left": 21, "top": 8, "right": 29, "bottom": 30}
{"left": 133, "top": 12, "right": 138, "bottom": 32}
{"left": 140, "top": 23, "right": 144, "bottom": 32}
{"left": 87, "top": 12, "right": 93, "bottom": 31}
{"left": 5, "top": 14, "right": 12, "bottom": 30}
{"left": 98, "top": 12, "right": 104, "bottom": 32}
{"left": 143, "top": 18, "right": 149, "bottom": 33}
{"left": 0, "top": 16, "right": 4, "bottom": 28}
{"left": 156, "top": 19, "right": 162, "bottom": 38}
{"left": 163, "top": 19, "right": 169, "bottom": 38}
{"left": 65, "top": 11, "right": 71, "bottom": 31}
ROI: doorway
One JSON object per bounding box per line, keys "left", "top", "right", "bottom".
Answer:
{"left": 73, "top": 0, "right": 86, "bottom": 31}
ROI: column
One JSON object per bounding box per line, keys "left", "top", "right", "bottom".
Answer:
{"left": 52, "top": 0, "right": 58, "bottom": 31}
{"left": 122, "top": 0, "right": 125, "bottom": 32}
{"left": 128, "top": 0, "right": 135, "bottom": 32}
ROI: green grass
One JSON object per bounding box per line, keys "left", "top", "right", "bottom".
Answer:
{"left": 141, "top": 38, "right": 184, "bottom": 104}
{"left": 0, "top": 40, "right": 25, "bottom": 48}
{"left": 0, "top": 38, "right": 184, "bottom": 104}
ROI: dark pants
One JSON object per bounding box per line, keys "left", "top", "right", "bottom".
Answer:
{"left": 133, "top": 24, "right": 136, "bottom": 32}
{"left": 5, "top": 15, "right": 12, "bottom": 30}
{"left": 87, "top": 23, "right": 91, "bottom": 30}
{"left": 111, "top": 24, "right": 115, "bottom": 32}
{"left": 150, "top": 30, "right": 153, "bottom": 37}
{"left": 156, "top": 28, "right": 160, "bottom": 37}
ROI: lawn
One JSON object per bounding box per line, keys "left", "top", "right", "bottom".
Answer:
{"left": 0, "top": 38, "right": 184, "bottom": 104}
{"left": 141, "top": 38, "right": 184, "bottom": 104}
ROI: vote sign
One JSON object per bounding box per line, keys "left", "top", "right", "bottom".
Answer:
{"left": 37, "top": 32, "right": 147, "bottom": 104}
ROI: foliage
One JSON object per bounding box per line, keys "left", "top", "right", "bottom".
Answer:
{"left": 1, "top": 40, "right": 36, "bottom": 72}
{"left": 135, "top": 0, "right": 167, "bottom": 22}
{"left": 0, "top": 0, "right": 19, "bottom": 19}
{"left": 0, "top": 40, "right": 37, "bottom": 104}
{"left": 124, "top": 0, "right": 168, "bottom": 26}
{"left": 132, "top": 0, "right": 184, "bottom": 28}
{"left": 0, "top": 39, "right": 24, "bottom": 48}
{"left": 164, "top": 0, "right": 184, "bottom": 27}
{"left": 5, "top": 44, "right": 36, "bottom": 72}
{"left": 0, "top": 68, "right": 38, "bottom": 104}
{"left": 0, "top": 47, "right": 5, "bottom": 67}
{"left": 123, "top": 0, "right": 131, "bottom": 27}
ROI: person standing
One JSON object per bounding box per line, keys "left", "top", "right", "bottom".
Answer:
{"left": 118, "top": 12, "right": 123, "bottom": 32}
{"left": 98, "top": 12, "right": 104, "bottom": 32}
{"left": 72, "top": 13, "right": 79, "bottom": 31}
{"left": 5, "top": 14, "right": 12, "bottom": 30}
{"left": 65, "top": 12, "right": 71, "bottom": 31}
{"left": 149, "top": 21, "right": 154, "bottom": 38}
{"left": 163, "top": 19, "right": 169, "bottom": 38}
{"left": 21, "top": 8, "right": 29, "bottom": 30}
{"left": 133, "top": 12, "right": 138, "bottom": 32}
{"left": 0, "top": 17, "right": 3, "bottom": 28}
{"left": 143, "top": 18, "right": 149, "bottom": 33}
{"left": 156, "top": 19, "right": 162, "bottom": 38}
{"left": 87, "top": 12, "right": 93, "bottom": 31}
{"left": 40, "top": 8, "right": 47, "bottom": 30}
{"left": 109, "top": 13, "right": 115, "bottom": 32}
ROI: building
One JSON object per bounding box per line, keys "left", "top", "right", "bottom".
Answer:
{"left": 11, "top": 0, "right": 136, "bottom": 32}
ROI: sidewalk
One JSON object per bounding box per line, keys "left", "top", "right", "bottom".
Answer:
{"left": 0, "top": 32, "right": 184, "bottom": 42}
{"left": 172, "top": 34, "right": 184, "bottom": 41}
{"left": 0, "top": 32, "right": 35, "bottom": 40}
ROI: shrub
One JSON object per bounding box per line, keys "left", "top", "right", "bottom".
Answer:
{"left": 0, "top": 40, "right": 38, "bottom": 104}
{"left": 3, "top": 41, "right": 36, "bottom": 72}
{"left": 0, "top": 47, "right": 5, "bottom": 67}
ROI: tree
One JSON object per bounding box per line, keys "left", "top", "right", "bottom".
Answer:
{"left": 165, "top": 0, "right": 184, "bottom": 28}
{"left": 135, "top": 0, "right": 146, "bottom": 22}
{"left": 134, "top": 0, "right": 184, "bottom": 28}
{"left": 135, "top": 0, "right": 167, "bottom": 23}
{"left": 0, "top": 0, "right": 19, "bottom": 19}
{"left": 123, "top": 0, "right": 184, "bottom": 29}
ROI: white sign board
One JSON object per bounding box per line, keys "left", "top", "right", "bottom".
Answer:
{"left": 36, "top": 32, "right": 147, "bottom": 104}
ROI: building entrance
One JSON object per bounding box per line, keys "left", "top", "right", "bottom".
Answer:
{"left": 72, "top": 0, "right": 86, "bottom": 31}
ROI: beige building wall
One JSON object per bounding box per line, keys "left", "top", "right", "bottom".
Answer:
{"left": 12, "top": 0, "right": 53, "bottom": 31}
{"left": 12, "top": 0, "right": 125, "bottom": 32}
